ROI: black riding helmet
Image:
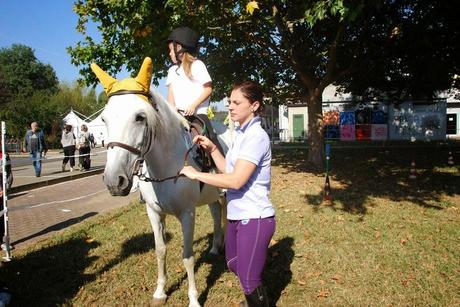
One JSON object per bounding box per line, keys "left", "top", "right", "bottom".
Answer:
{"left": 167, "top": 27, "right": 199, "bottom": 53}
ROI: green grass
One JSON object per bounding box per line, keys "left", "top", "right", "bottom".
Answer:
{"left": 1, "top": 146, "right": 459, "bottom": 306}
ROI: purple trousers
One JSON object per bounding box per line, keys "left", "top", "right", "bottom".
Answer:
{"left": 225, "top": 216, "right": 276, "bottom": 294}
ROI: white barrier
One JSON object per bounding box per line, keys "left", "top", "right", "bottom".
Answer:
{"left": 1, "top": 121, "right": 12, "bottom": 261}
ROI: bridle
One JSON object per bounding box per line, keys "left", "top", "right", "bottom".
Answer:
{"left": 104, "top": 90, "right": 197, "bottom": 183}
{"left": 106, "top": 89, "right": 156, "bottom": 157}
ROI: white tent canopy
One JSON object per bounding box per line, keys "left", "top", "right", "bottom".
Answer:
{"left": 87, "top": 113, "right": 107, "bottom": 145}
{"left": 62, "top": 108, "right": 107, "bottom": 145}
{"left": 62, "top": 109, "right": 88, "bottom": 138}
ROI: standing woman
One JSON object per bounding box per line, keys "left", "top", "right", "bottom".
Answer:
{"left": 61, "top": 124, "right": 76, "bottom": 172}
{"left": 181, "top": 81, "right": 275, "bottom": 306}
{"left": 166, "top": 26, "right": 223, "bottom": 154}
{"left": 78, "top": 124, "right": 91, "bottom": 171}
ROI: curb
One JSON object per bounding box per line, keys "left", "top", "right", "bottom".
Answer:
{"left": 9, "top": 167, "right": 105, "bottom": 194}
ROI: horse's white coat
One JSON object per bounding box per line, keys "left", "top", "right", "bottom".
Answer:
{"left": 101, "top": 90, "right": 231, "bottom": 307}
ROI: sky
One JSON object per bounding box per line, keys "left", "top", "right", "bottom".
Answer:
{"left": 0, "top": 0, "right": 168, "bottom": 97}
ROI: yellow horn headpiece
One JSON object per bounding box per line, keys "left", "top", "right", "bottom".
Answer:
{"left": 90, "top": 57, "right": 153, "bottom": 102}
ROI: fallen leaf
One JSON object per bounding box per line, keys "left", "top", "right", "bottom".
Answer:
{"left": 331, "top": 274, "right": 341, "bottom": 281}
{"left": 317, "top": 289, "right": 330, "bottom": 298}
{"left": 175, "top": 267, "right": 183, "bottom": 273}
{"left": 297, "top": 280, "right": 307, "bottom": 286}
{"left": 86, "top": 238, "right": 95, "bottom": 243}
{"left": 226, "top": 280, "right": 233, "bottom": 288}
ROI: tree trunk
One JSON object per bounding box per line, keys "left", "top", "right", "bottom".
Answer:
{"left": 306, "top": 90, "right": 324, "bottom": 167}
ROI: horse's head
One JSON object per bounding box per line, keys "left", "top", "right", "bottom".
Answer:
{"left": 91, "top": 57, "right": 157, "bottom": 196}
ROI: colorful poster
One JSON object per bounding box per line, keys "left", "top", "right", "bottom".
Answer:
{"left": 356, "top": 124, "right": 371, "bottom": 140}
{"left": 371, "top": 124, "right": 388, "bottom": 140}
{"left": 324, "top": 125, "right": 339, "bottom": 140}
{"left": 340, "top": 124, "right": 355, "bottom": 141}
{"left": 371, "top": 110, "right": 388, "bottom": 124}
{"left": 323, "top": 111, "right": 340, "bottom": 125}
{"left": 340, "top": 112, "right": 355, "bottom": 125}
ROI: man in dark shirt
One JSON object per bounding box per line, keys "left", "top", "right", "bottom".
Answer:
{"left": 23, "top": 122, "right": 48, "bottom": 177}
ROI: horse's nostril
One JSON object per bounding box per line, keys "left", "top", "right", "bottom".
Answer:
{"left": 118, "top": 175, "right": 125, "bottom": 187}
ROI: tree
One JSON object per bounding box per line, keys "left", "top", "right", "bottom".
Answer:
{"left": 49, "top": 81, "right": 104, "bottom": 117}
{"left": 0, "top": 44, "right": 59, "bottom": 138}
{"left": 69, "top": 0, "right": 460, "bottom": 166}
{"left": 0, "top": 44, "right": 59, "bottom": 97}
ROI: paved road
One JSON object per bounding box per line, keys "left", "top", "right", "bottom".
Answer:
{"left": 8, "top": 147, "right": 107, "bottom": 188}
{"left": 7, "top": 174, "right": 138, "bottom": 249}
{"left": 2, "top": 147, "right": 139, "bottom": 251}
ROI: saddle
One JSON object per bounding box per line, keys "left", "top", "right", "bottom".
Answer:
{"left": 185, "top": 115, "right": 214, "bottom": 173}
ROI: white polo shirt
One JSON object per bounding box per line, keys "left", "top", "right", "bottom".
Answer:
{"left": 166, "top": 59, "right": 211, "bottom": 115}
{"left": 226, "top": 117, "right": 275, "bottom": 220}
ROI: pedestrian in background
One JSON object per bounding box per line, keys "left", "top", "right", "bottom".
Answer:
{"left": 78, "top": 124, "right": 91, "bottom": 171}
{"left": 23, "top": 122, "right": 48, "bottom": 177}
{"left": 61, "top": 124, "right": 76, "bottom": 172}
{"left": 100, "top": 132, "right": 105, "bottom": 148}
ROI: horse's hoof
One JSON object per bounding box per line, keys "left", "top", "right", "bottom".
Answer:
{"left": 205, "top": 251, "right": 220, "bottom": 263}
{"left": 152, "top": 297, "right": 167, "bottom": 305}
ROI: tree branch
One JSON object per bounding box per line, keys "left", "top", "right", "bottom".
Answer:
{"left": 319, "top": 22, "right": 345, "bottom": 90}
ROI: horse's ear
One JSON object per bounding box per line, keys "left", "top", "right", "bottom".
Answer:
{"left": 136, "top": 57, "right": 153, "bottom": 91}
{"left": 90, "top": 63, "right": 117, "bottom": 93}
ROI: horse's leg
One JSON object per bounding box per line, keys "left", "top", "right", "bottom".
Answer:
{"left": 146, "top": 204, "right": 168, "bottom": 304}
{"left": 208, "top": 199, "right": 224, "bottom": 255}
{"left": 179, "top": 209, "right": 200, "bottom": 307}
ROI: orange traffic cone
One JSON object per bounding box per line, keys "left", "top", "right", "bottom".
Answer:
{"left": 324, "top": 174, "right": 332, "bottom": 201}
{"left": 447, "top": 151, "right": 454, "bottom": 166}
{"left": 409, "top": 160, "right": 417, "bottom": 179}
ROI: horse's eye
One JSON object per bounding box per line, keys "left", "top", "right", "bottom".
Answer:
{"left": 135, "top": 114, "right": 146, "bottom": 122}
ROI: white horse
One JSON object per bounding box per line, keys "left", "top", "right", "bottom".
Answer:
{"left": 91, "top": 58, "right": 232, "bottom": 307}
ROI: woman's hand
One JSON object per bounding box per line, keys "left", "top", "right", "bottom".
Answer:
{"left": 180, "top": 165, "right": 200, "bottom": 180}
{"left": 184, "top": 105, "right": 196, "bottom": 116}
{"left": 193, "top": 135, "right": 217, "bottom": 153}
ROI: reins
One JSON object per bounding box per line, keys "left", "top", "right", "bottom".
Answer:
{"left": 106, "top": 91, "right": 207, "bottom": 183}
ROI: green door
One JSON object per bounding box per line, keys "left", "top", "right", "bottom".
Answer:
{"left": 293, "top": 114, "right": 304, "bottom": 140}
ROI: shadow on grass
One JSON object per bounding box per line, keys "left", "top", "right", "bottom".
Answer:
{"left": 0, "top": 237, "right": 100, "bottom": 306}
{"left": 96, "top": 231, "right": 173, "bottom": 275}
{"left": 164, "top": 233, "right": 226, "bottom": 303}
{"left": 12, "top": 212, "right": 98, "bottom": 246}
{"left": 273, "top": 144, "right": 460, "bottom": 215}
{"left": 161, "top": 235, "right": 295, "bottom": 307}
{"left": 264, "top": 236, "right": 295, "bottom": 306}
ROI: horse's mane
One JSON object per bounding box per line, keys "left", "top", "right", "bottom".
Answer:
{"left": 148, "top": 89, "right": 234, "bottom": 152}
{"left": 149, "top": 89, "right": 184, "bottom": 133}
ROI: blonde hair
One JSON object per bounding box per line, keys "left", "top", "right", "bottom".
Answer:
{"left": 181, "top": 51, "right": 196, "bottom": 80}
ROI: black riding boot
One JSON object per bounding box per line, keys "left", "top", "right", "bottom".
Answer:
{"left": 243, "top": 285, "right": 270, "bottom": 307}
